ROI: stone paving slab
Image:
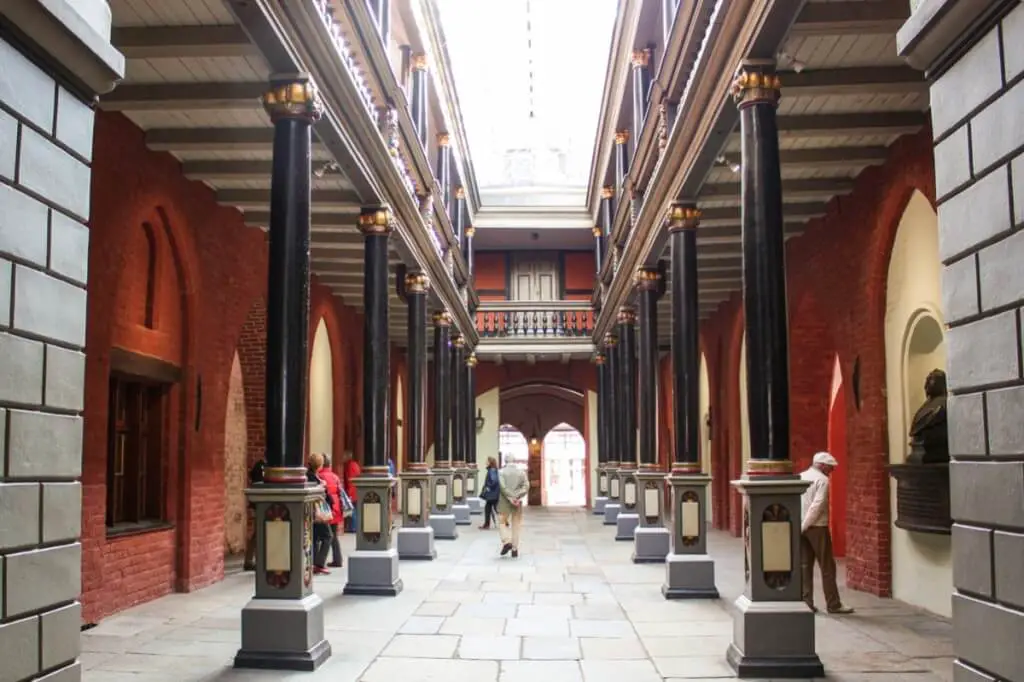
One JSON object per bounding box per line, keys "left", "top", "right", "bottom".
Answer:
{"left": 82, "top": 507, "right": 954, "bottom": 681}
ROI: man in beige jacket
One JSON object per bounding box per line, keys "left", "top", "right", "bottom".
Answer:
{"left": 497, "top": 459, "right": 529, "bottom": 558}
{"left": 800, "top": 451, "right": 853, "bottom": 614}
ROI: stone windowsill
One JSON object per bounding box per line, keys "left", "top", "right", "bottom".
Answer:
{"left": 898, "top": 0, "right": 1011, "bottom": 72}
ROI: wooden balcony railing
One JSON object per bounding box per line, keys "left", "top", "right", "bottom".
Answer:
{"left": 476, "top": 301, "right": 595, "bottom": 339}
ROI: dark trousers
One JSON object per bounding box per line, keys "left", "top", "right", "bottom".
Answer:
{"left": 329, "top": 524, "right": 342, "bottom": 566}
{"left": 801, "top": 526, "right": 842, "bottom": 611}
{"left": 313, "top": 522, "right": 332, "bottom": 568}
{"left": 483, "top": 499, "right": 498, "bottom": 528}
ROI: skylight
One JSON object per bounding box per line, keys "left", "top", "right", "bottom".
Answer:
{"left": 436, "top": 0, "right": 618, "bottom": 195}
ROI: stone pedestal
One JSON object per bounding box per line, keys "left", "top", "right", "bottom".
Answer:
{"left": 429, "top": 469, "right": 458, "bottom": 539}
{"left": 632, "top": 469, "right": 670, "bottom": 563}
{"left": 662, "top": 473, "right": 719, "bottom": 599}
{"left": 604, "top": 466, "right": 621, "bottom": 525}
{"left": 396, "top": 470, "right": 436, "bottom": 560}
{"left": 236, "top": 485, "right": 331, "bottom": 670}
{"left": 452, "top": 468, "right": 472, "bottom": 525}
{"left": 615, "top": 469, "right": 639, "bottom": 541}
{"left": 344, "top": 475, "right": 403, "bottom": 596}
{"left": 726, "top": 477, "right": 822, "bottom": 678}
{"left": 466, "top": 469, "right": 484, "bottom": 515}
{"left": 594, "top": 467, "right": 609, "bottom": 515}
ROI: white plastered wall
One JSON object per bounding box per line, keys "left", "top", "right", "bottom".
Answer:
{"left": 739, "top": 335, "right": 751, "bottom": 468}
{"left": 884, "top": 190, "right": 951, "bottom": 618}
{"left": 474, "top": 387, "right": 501, "bottom": 488}
{"left": 309, "top": 319, "right": 333, "bottom": 457}
{"left": 699, "top": 353, "right": 713, "bottom": 523}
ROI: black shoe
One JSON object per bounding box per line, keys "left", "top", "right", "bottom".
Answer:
{"left": 327, "top": 562, "right": 342, "bottom": 568}
{"left": 511, "top": 549, "right": 519, "bottom": 558}
{"left": 243, "top": 564, "right": 255, "bottom": 572}
{"left": 500, "top": 543, "right": 513, "bottom": 556}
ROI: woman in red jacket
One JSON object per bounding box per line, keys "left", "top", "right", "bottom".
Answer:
{"left": 341, "top": 451, "right": 361, "bottom": 533}
{"left": 319, "top": 454, "right": 345, "bottom": 567}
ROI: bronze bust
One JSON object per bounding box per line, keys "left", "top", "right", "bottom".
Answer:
{"left": 907, "top": 369, "right": 949, "bottom": 464}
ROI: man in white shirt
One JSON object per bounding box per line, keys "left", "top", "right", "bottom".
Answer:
{"left": 800, "top": 452, "right": 853, "bottom": 614}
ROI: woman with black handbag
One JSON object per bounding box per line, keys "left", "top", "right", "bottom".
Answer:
{"left": 479, "top": 456, "right": 500, "bottom": 529}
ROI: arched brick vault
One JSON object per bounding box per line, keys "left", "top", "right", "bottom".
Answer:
{"left": 500, "top": 382, "right": 586, "bottom": 438}
{"left": 698, "top": 127, "right": 936, "bottom": 598}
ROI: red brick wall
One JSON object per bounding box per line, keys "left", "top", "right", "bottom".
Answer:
{"left": 83, "top": 112, "right": 368, "bottom": 622}
{"left": 699, "top": 128, "right": 936, "bottom": 597}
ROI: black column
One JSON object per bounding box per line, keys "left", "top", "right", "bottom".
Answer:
{"left": 592, "top": 226, "right": 603, "bottom": 274}
{"left": 604, "top": 333, "right": 619, "bottom": 467}
{"left": 600, "top": 186, "right": 614, "bottom": 238}
{"left": 437, "top": 136, "right": 452, "bottom": 210}
{"left": 595, "top": 354, "right": 608, "bottom": 468}
{"left": 636, "top": 270, "right": 661, "bottom": 468}
{"left": 432, "top": 312, "right": 451, "bottom": 466}
{"left": 359, "top": 208, "right": 392, "bottom": 473}
{"left": 406, "top": 272, "right": 429, "bottom": 470}
{"left": 631, "top": 49, "right": 652, "bottom": 138}
{"left": 261, "top": 78, "right": 320, "bottom": 484}
{"left": 614, "top": 132, "right": 630, "bottom": 198}
{"left": 617, "top": 308, "right": 638, "bottom": 470}
{"left": 668, "top": 204, "right": 702, "bottom": 472}
{"left": 410, "top": 54, "right": 429, "bottom": 150}
{"left": 451, "top": 335, "right": 466, "bottom": 467}
{"left": 453, "top": 185, "right": 465, "bottom": 248}
{"left": 466, "top": 352, "right": 476, "bottom": 468}
{"left": 735, "top": 61, "right": 790, "bottom": 473}
{"left": 466, "top": 226, "right": 475, "bottom": 278}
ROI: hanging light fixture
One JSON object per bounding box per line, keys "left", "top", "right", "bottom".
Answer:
{"left": 475, "top": 408, "right": 486, "bottom": 434}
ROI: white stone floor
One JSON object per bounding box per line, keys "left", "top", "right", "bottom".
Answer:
{"left": 81, "top": 507, "right": 954, "bottom": 681}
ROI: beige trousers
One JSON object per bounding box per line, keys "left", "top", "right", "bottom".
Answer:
{"left": 498, "top": 507, "right": 524, "bottom": 550}
{"left": 801, "top": 526, "right": 842, "bottom": 611}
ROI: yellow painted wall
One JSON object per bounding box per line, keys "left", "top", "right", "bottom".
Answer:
{"left": 309, "top": 320, "right": 333, "bottom": 457}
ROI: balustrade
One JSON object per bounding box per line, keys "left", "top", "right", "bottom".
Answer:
{"left": 476, "top": 302, "right": 594, "bottom": 339}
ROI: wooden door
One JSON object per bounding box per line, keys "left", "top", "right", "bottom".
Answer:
{"left": 511, "top": 255, "right": 558, "bottom": 333}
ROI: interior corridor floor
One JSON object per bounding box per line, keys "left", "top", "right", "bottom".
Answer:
{"left": 81, "top": 507, "right": 954, "bottom": 681}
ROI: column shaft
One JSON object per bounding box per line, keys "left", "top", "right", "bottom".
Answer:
{"left": 593, "top": 228, "right": 603, "bottom": 274}
{"left": 466, "top": 355, "right": 476, "bottom": 467}
{"left": 614, "top": 133, "right": 630, "bottom": 198}
{"left": 437, "top": 138, "right": 451, "bottom": 209}
{"left": 671, "top": 210, "right": 700, "bottom": 469}
{"left": 606, "top": 335, "right": 619, "bottom": 467}
{"left": 410, "top": 56, "right": 429, "bottom": 149}
{"left": 738, "top": 66, "right": 790, "bottom": 468}
{"left": 263, "top": 85, "right": 316, "bottom": 483}
{"left": 466, "top": 227, "right": 475, "bottom": 278}
{"left": 636, "top": 272, "right": 660, "bottom": 467}
{"left": 451, "top": 337, "right": 465, "bottom": 467}
{"left": 596, "top": 356, "right": 607, "bottom": 467}
{"left": 361, "top": 210, "right": 391, "bottom": 471}
{"left": 631, "top": 50, "right": 652, "bottom": 139}
{"left": 618, "top": 311, "right": 637, "bottom": 468}
{"left": 453, "top": 186, "right": 465, "bottom": 247}
{"left": 405, "top": 274, "right": 428, "bottom": 467}
{"left": 433, "top": 315, "right": 451, "bottom": 466}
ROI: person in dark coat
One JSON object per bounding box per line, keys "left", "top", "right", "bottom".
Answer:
{"left": 479, "top": 456, "right": 500, "bottom": 529}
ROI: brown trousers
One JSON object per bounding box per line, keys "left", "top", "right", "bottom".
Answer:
{"left": 801, "top": 526, "right": 842, "bottom": 611}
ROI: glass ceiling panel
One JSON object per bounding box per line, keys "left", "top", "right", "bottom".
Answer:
{"left": 437, "top": 0, "right": 618, "bottom": 195}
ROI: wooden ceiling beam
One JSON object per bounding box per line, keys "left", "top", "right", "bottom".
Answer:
{"left": 782, "top": 67, "right": 926, "bottom": 97}
{"left": 701, "top": 177, "right": 854, "bottom": 202}
{"left": 775, "top": 111, "right": 927, "bottom": 139}
{"left": 218, "top": 189, "right": 360, "bottom": 210}
{"left": 699, "top": 202, "right": 826, "bottom": 225}
{"left": 111, "top": 25, "right": 259, "bottom": 59}
{"left": 146, "top": 127, "right": 274, "bottom": 152}
{"left": 100, "top": 82, "right": 265, "bottom": 111}
{"left": 791, "top": 2, "right": 910, "bottom": 37}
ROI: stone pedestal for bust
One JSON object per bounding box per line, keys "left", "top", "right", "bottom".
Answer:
{"left": 615, "top": 470, "right": 640, "bottom": 541}
{"left": 428, "top": 468, "right": 458, "bottom": 539}
{"left": 603, "top": 465, "right": 621, "bottom": 525}
{"left": 662, "top": 473, "right": 719, "bottom": 599}
{"left": 594, "top": 466, "right": 609, "bottom": 515}
{"left": 631, "top": 469, "right": 670, "bottom": 562}
{"left": 396, "top": 470, "right": 436, "bottom": 560}
{"left": 344, "top": 475, "right": 403, "bottom": 596}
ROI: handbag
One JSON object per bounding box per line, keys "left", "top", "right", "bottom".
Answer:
{"left": 340, "top": 489, "right": 355, "bottom": 518}
{"left": 314, "top": 497, "right": 333, "bottom": 523}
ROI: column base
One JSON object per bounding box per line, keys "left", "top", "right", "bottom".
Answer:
{"left": 396, "top": 526, "right": 436, "bottom": 561}
{"left": 631, "top": 526, "right": 670, "bottom": 563}
{"left": 615, "top": 512, "right": 639, "bottom": 541}
{"left": 603, "top": 502, "right": 620, "bottom": 525}
{"left": 593, "top": 496, "right": 608, "bottom": 515}
{"left": 235, "top": 594, "right": 331, "bottom": 671}
{"left": 429, "top": 513, "right": 458, "bottom": 540}
{"left": 343, "top": 549, "right": 404, "bottom": 596}
{"left": 453, "top": 503, "right": 472, "bottom": 525}
{"left": 662, "top": 553, "right": 719, "bottom": 599}
{"left": 726, "top": 596, "right": 822, "bottom": 678}
{"left": 468, "top": 497, "right": 484, "bottom": 515}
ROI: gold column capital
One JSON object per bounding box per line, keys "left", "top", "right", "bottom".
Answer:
{"left": 465, "top": 226, "right": 475, "bottom": 238}
{"left": 731, "top": 60, "right": 781, "bottom": 109}
{"left": 455, "top": 186, "right": 466, "bottom": 200}
{"left": 631, "top": 48, "right": 651, "bottom": 69}
{"left": 617, "top": 306, "right": 637, "bottom": 325}
{"left": 603, "top": 332, "right": 618, "bottom": 347}
{"left": 452, "top": 334, "right": 466, "bottom": 348}
{"left": 432, "top": 310, "right": 452, "bottom": 327}
{"left": 614, "top": 130, "right": 630, "bottom": 145}
{"left": 405, "top": 271, "right": 430, "bottom": 294}
{"left": 634, "top": 267, "right": 662, "bottom": 291}
{"left": 437, "top": 132, "right": 451, "bottom": 146}
{"left": 262, "top": 78, "right": 322, "bottom": 122}
{"left": 593, "top": 353, "right": 606, "bottom": 365}
{"left": 601, "top": 186, "right": 614, "bottom": 200}
{"left": 466, "top": 353, "right": 478, "bottom": 368}
{"left": 592, "top": 226, "right": 603, "bottom": 238}
{"left": 666, "top": 202, "right": 701, "bottom": 231}
{"left": 358, "top": 206, "right": 393, "bottom": 234}
{"left": 412, "top": 53, "right": 428, "bottom": 71}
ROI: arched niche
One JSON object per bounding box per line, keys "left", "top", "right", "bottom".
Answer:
{"left": 223, "top": 352, "right": 247, "bottom": 557}
{"left": 309, "top": 319, "right": 334, "bottom": 457}
{"left": 543, "top": 423, "right": 587, "bottom": 507}
{"left": 699, "top": 353, "right": 713, "bottom": 523}
{"left": 884, "top": 189, "right": 951, "bottom": 617}
{"left": 739, "top": 334, "right": 751, "bottom": 470}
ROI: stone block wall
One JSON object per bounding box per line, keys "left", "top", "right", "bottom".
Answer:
{"left": 927, "top": 4, "right": 1024, "bottom": 681}
{"left": 0, "top": 30, "right": 94, "bottom": 682}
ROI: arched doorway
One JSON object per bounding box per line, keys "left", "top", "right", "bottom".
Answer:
{"left": 827, "top": 356, "right": 848, "bottom": 558}
{"left": 309, "top": 320, "right": 334, "bottom": 458}
{"left": 499, "top": 425, "right": 529, "bottom": 470}
{"left": 698, "top": 353, "right": 712, "bottom": 523}
{"left": 884, "top": 190, "right": 950, "bottom": 617}
{"left": 542, "top": 424, "right": 587, "bottom": 506}
{"left": 223, "top": 352, "right": 248, "bottom": 559}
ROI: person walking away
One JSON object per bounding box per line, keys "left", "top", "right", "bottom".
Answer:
{"left": 243, "top": 458, "right": 265, "bottom": 571}
{"left": 342, "top": 451, "right": 361, "bottom": 533}
{"left": 320, "top": 454, "right": 344, "bottom": 567}
{"left": 497, "top": 459, "right": 529, "bottom": 557}
{"left": 479, "top": 456, "right": 500, "bottom": 529}
{"left": 307, "top": 453, "right": 334, "bottom": 575}
{"left": 800, "top": 451, "right": 854, "bottom": 614}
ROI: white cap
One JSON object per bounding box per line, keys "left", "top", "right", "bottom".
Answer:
{"left": 813, "top": 451, "right": 838, "bottom": 467}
